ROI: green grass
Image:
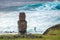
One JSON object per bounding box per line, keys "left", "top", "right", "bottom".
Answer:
{"left": 0, "top": 35, "right": 60, "bottom": 40}
{"left": 0, "top": 29, "right": 60, "bottom": 40}
{"left": 47, "top": 29, "right": 60, "bottom": 35}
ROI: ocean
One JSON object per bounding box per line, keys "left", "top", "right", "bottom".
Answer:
{"left": 0, "top": 2, "right": 60, "bottom": 34}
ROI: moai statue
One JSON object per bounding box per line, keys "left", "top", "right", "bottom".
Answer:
{"left": 18, "top": 12, "right": 27, "bottom": 35}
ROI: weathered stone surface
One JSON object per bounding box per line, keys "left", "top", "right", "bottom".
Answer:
{"left": 18, "top": 12, "right": 27, "bottom": 35}
{"left": 19, "top": 12, "right": 26, "bottom": 20}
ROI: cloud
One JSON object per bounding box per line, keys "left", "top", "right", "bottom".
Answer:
{"left": 0, "top": 0, "right": 55, "bottom": 8}
{"left": 0, "top": 2, "right": 41, "bottom": 8}
{"left": 0, "top": 0, "right": 54, "bottom": 2}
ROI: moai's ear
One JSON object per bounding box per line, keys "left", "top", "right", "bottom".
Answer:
{"left": 19, "top": 12, "right": 26, "bottom": 20}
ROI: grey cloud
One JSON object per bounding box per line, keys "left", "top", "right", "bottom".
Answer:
{"left": 0, "top": 0, "right": 55, "bottom": 7}
{"left": 0, "top": 0, "right": 54, "bottom": 2}
{"left": 0, "top": 0, "right": 56, "bottom": 7}
{"left": 0, "top": 2, "right": 40, "bottom": 8}
{"left": 0, "top": 0, "right": 59, "bottom": 11}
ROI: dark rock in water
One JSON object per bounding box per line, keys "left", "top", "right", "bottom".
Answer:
{"left": 18, "top": 12, "right": 27, "bottom": 35}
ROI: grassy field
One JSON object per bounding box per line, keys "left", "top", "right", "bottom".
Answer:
{"left": 0, "top": 35, "right": 60, "bottom": 40}
{"left": 0, "top": 29, "right": 60, "bottom": 40}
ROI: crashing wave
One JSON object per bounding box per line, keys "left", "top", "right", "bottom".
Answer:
{"left": 18, "top": 2, "right": 60, "bottom": 11}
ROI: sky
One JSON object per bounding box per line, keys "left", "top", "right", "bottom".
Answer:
{"left": 0, "top": 0, "right": 55, "bottom": 9}
{"left": 0, "top": 0, "right": 54, "bottom": 2}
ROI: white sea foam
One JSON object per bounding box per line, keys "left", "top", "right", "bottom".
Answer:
{"left": 0, "top": 10, "right": 60, "bottom": 34}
